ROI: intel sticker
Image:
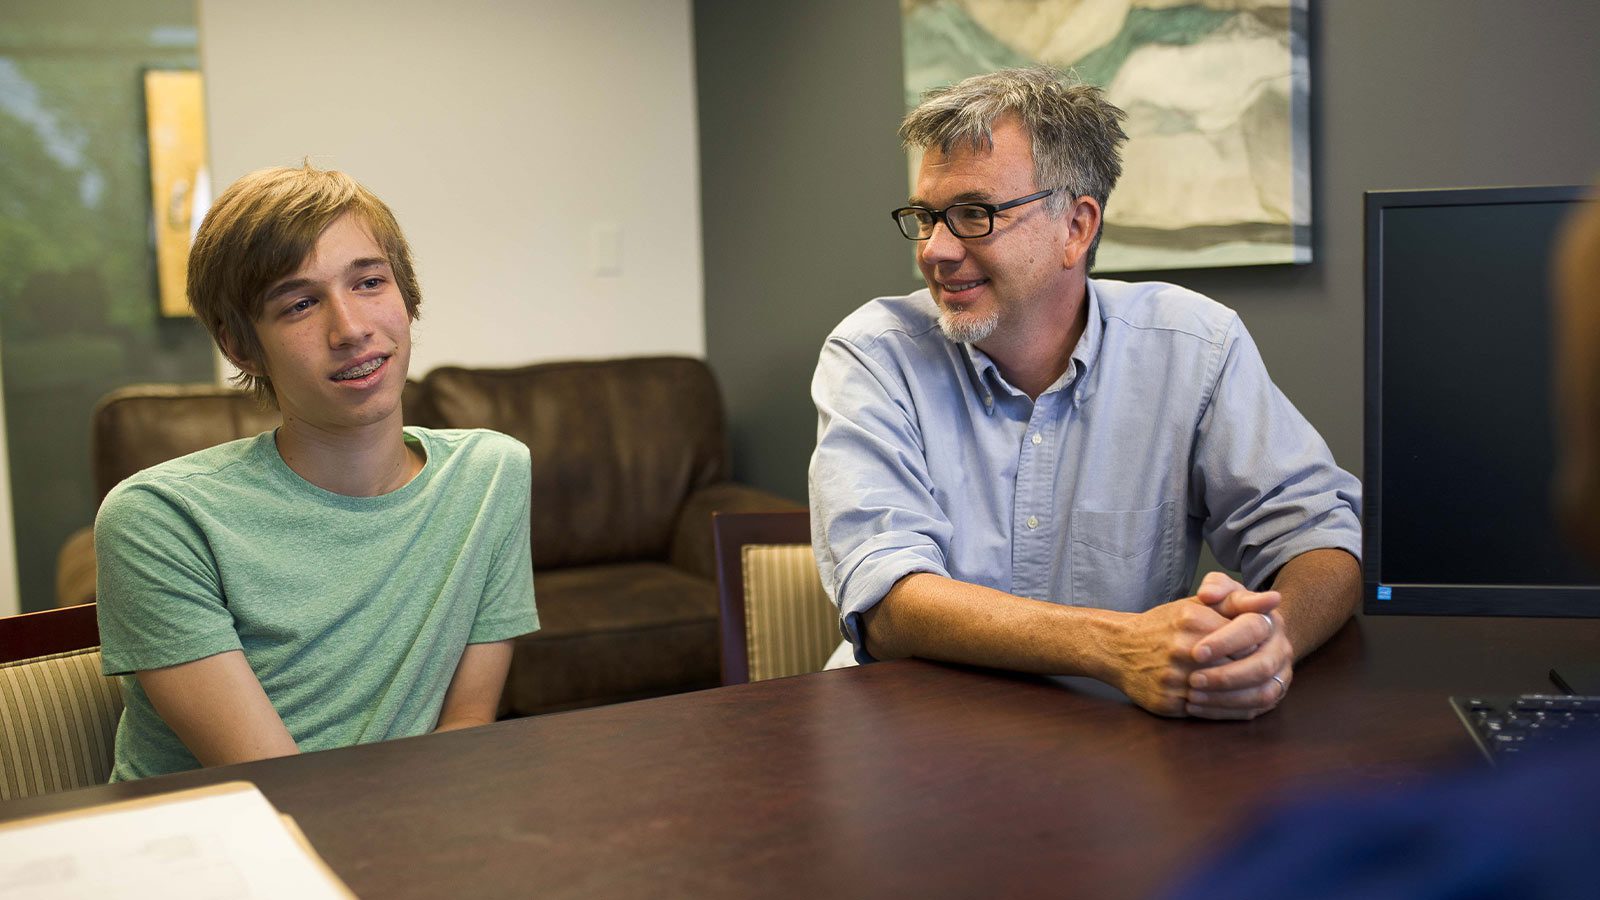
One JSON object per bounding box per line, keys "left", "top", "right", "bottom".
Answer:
{"left": 1376, "top": 585, "right": 1392, "bottom": 601}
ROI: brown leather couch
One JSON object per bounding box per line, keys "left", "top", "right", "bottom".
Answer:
{"left": 57, "top": 356, "right": 799, "bottom": 717}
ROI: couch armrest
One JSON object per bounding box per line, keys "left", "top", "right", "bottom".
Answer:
{"left": 57, "top": 526, "right": 97, "bottom": 607}
{"left": 669, "top": 482, "right": 803, "bottom": 580}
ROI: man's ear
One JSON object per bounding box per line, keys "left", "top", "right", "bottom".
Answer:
{"left": 1061, "top": 195, "right": 1103, "bottom": 271}
{"left": 217, "top": 330, "right": 264, "bottom": 377}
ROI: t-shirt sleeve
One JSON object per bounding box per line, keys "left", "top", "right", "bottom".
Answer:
{"left": 95, "top": 480, "right": 243, "bottom": 676}
{"left": 468, "top": 440, "right": 539, "bottom": 644}
{"left": 1190, "top": 317, "right": 1363, "bottom": 588}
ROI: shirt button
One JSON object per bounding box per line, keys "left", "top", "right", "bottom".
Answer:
{"left": 1026, "top": 515, "right": 1039, "bottom": 529}
{"left": 1031, "top": 433, "right": 1042, "bottom": 445}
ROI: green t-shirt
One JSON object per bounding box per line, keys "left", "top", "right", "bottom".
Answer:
{"left": 95, "top": 426, "right": 539, "bottom": 781}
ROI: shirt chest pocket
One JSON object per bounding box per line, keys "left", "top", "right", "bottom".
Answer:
{"left": 1069, "top": 501, "right": 1178, "bottom": 612}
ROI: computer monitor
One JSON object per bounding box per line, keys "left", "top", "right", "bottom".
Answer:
{"left": 1364, "top": 185, "right": 1598, "bottom": 618}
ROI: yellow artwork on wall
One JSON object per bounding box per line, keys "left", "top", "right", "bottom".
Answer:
{"left": 143, "top": 69, "right": 209, "bottom": 317}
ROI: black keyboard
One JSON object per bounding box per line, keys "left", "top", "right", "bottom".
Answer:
{"left": 1451, "top": 694, "right": 1600, "bottom": 765}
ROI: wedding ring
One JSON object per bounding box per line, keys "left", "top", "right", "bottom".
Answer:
{"left": 1270, "top": 674, "right": 1287, "bottom": 700}
{"left": 1259, "top": 612, "right": 1275, "bottom": 637}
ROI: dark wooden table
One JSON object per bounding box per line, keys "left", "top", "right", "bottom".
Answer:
{"left": 4, "top": 614, "right": 1596, "bottom": 899}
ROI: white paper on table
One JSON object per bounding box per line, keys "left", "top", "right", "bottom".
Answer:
{"left": 0, "top": 781, "right": 355, "bottom": 899}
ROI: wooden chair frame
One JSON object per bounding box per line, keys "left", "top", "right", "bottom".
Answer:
{"left": 0, "top": 602, "right": 100, "bottom": 664}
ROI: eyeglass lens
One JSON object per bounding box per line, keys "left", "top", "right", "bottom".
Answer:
{"left": 896, "top": 205, "right": 993, "bottom": 239}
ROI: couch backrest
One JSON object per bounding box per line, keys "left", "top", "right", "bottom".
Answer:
{"left": 93, "top": 385, "right": 281, "bottom": 502}
{"left": 92, "top": 382, "right": 433, "bottom": 502}
{"left": 88, "top": 358, "right": 727, "bottom": 569}
{"left": 423, "top": 357, "right": 729, "bottom": 568}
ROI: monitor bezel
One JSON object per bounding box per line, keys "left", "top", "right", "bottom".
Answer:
{"left": 1363, "top": 184, "right": 1599, "bottom": 617}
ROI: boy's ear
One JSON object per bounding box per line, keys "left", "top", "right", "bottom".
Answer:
{"left": 218, "top": 331, "right": 264, "bottom": 377}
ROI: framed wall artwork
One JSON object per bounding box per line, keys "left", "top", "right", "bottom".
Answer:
{"left": 143, "top": 68, "right": 210, "bottom": 316}
{"left": 902, "top": 0, "right": 1311, "bottom": 272}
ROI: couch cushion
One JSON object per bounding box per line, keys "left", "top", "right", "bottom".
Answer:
{"left": 504, "top": 562, "right": 719, "bottom": 716}
{"left": 423, "top": 358, "right": 729, "bottom": 569}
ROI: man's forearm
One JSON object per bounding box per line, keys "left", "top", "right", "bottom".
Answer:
{"left": 1266, "top": 548, "right": 1362, "bottom": 659}
{"left": 866, "top": 572, "right": 1267, "bottom": 717}
{"left": 862, "top": 573, "right": 1126, "bottom": 680}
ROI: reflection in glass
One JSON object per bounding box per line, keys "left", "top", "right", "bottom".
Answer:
{"left": 0, "top": 2, "right": 217, "bottom": 611}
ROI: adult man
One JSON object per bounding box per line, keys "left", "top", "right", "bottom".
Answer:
{"left": 96, "top": 165, "right": 538, "bottom": 779}
{"left": 810, "top": 67, "right": 1360, "bottom": 719}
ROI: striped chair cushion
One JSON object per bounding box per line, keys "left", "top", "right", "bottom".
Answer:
{"left": 0, "top": 647, "right": 124, "bottom": 800}
{"left": 741, "top": 544, "right": 838, "bottom": 682}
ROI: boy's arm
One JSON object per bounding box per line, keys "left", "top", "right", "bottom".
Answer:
{"left": 136, "top": 650, "right": 300, "bottom": 766}
{"left": 440, "top": 436, "right": 535, "bottom": 733}
{"left": 433, "top": 639, "right": 514, "bottom": 732}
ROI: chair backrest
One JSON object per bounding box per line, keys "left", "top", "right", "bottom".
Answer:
{"left": 0, "top": 604, "right": 124, "bottom": 800}
{"left": 712, "top": 510, "right": 837, "bottom": 685}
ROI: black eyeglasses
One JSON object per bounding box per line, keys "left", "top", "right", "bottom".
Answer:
{"left": 891, "top": 189, "right": 1055, "bottom": 240}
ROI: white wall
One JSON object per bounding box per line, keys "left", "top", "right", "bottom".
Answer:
{"left": 198, "top": 0, "right": 704, "bottom": 373}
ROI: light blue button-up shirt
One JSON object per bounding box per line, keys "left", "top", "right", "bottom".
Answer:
{"left": 809, "top": 279, "right": 1361, "bottom": 662}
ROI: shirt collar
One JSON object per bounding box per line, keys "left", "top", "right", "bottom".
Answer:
{"left": 959, "top": 280, "right": 1104, "bottom": 412}
{"left": 1070, "top": 279, "right": 1104, "bottom": 404}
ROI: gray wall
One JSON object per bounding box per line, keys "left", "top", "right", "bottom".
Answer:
{"left": 695, "top": 0, "right": 916, "bottom": 501}
{"left": 697, "top": 0, "right": 1600, "bottom": 504}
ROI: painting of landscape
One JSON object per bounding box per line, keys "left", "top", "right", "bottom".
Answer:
{"left": 903, "top": 0, "right": 1311, "bottom": 271}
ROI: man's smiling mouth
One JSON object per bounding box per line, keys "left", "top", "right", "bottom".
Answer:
{"left": 331, "top": 356, "right": 386, "bottom": 381}
{"left": 940, "top": 278, "right": 989, "bottom": 294}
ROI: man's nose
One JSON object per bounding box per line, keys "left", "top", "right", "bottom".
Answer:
{"left": 919, "top": 219, "right": 966, "bottom": 266}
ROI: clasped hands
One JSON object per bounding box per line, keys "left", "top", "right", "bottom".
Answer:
{"left": 1115, "top": 572, "right": 1292, "bottom": 720}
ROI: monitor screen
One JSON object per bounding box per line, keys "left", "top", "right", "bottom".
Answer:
{"left": 1364, "top": 185, "right": 1600, "bottom": 617}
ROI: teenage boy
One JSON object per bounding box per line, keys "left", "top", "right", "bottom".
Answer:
{"left": 96, "top": 164, "right": 537, "bottom": 780}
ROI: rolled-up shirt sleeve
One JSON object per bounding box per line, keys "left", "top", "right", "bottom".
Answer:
{"left": 809, "top": 335, "right": 953, "bottom": 662}
{"left": 1189, "top": 316, "right": 1363, "bottom": 589}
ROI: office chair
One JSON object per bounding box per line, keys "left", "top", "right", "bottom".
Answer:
{"left": 712, "top": 510, "right": 838, "bottom": 685}
{"left": 0, "top": 603, "right": 124, "bottom": 799}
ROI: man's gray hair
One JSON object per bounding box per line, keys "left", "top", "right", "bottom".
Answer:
{"left": 900, "top": 66, "right": 1128, "bottom": 270}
